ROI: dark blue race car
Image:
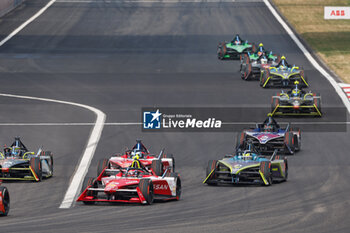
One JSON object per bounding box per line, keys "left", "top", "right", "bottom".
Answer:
{"left": 236, "top": 116, "right": 301, "bottom": 155}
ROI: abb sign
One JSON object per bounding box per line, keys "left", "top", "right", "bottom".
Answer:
{"left": 324, "top": 7, "right": 350, "bottom": 19}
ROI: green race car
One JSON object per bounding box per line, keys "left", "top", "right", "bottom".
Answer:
{"left": 217, "top": 34, "right": 255, "bottom": 60}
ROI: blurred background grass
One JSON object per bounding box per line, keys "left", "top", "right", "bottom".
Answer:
{"left": 272, "top": 0, "right": 350, "bottom": 83}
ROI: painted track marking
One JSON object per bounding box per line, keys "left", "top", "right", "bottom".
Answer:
{"left": 339, "top": 83, "right": 350, "bottom": 100}
{"left": 0, "top": 0, "right": 57, "bottom": 47}
{"left": 0, "top": 122, "right": 349, "bottom": 126}
{"left": 263, "top": 0, "right": 350, "bottom": 114}
{"left": 56, "top": 0, "right": 263, "bottom": 3}
{"left": 0, "top": 0, "right": 107, "bottom": 209}
{"left": 0, "top": 93, "right": 106, "bottom": 209}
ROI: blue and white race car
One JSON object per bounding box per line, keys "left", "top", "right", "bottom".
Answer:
{"left": 204, "top": 142, "right": 288, "bottom": 186}
{"left": 236, "top": 116, "right": 301, "bottom": 155}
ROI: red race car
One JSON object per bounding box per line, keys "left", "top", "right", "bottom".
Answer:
{"left": 77, "top": 159, "right": 181, "bottom": 205}
{"left": 96, "top": 140, "right": 175, "bottom": 177}
{"left": 0, "top": 181, "right": 10, "bottom": 216}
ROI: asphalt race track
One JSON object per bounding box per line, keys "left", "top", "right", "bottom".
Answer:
{"left": 0, "top": 0, "right": 349, "bottom": 232}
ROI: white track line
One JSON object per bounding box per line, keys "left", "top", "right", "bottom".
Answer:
{"left": 0, "top": 122, "right": 139, "bottom": 126}
{"left": 0, "top": 0, "right": 57, "bottom": 47}
{"left": 56, "top": 0, "right": 262, "bottom": 3}
{"left": 0, "top": 122, "right": 348, "bottom": 126}
{"left": 263, "top": 0, "right": 350, "bottom": 115}
{"left": 0, "top": 93, "right": 106, "bottom": 209}
{"left": 0, "top": 0, "right": 106, "bottom": 209}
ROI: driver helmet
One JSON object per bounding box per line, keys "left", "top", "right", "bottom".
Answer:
{"left": 131, "top": 150, "right": 143, "bottom": 159}
{"left": 261, "top": 57, "right": 268, "bottom": 64}
{"left": 263, "top": 116, "right": 275, "bottom": 131}
{"left": 11, "top": 146, "right": 21, "bottom": 157}
{"left": 263, "top": 124, "right": 273, "bottom": 132}
{"left": 280, "top": 56, "right": 287, "bottom": 66}
{"left": 279, "top": 64, "right": 287, "bottom": 70}
{"left": 292, "top": 81, "right": 301, "bottom": 97}
{"left": 242, "top": 152, "right": 252, "bottom": 161}
{"left": 234, "top": 34, "right": 241, "bottom": 45}
{"left": 131, "top": 152, "right": 142, "bottom": 160}
{"left": 257, "top": 44, "right": 264, "bottom": 56}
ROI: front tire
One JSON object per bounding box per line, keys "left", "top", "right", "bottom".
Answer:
{"left": 30, "top": 157, "right": 42, "bottom": 182}
{"left": 139, "top": 179, "right": 154, "bottom": 204}
{"left": 284, "top": 132, "right": 295, "bottom": 155}
{"left": 206, "top": 160, "right": 217, "bottom": 186}
{"left": 259, "top": 161, "right": 272, "bottom": 186}
{"left": 169, "top": 173, "right": 181, "bottom": 200}
{"left": 81, "top": 177, "right": 97, "bottom": 205}
{"left": 0, "top": 186, "right": 10, "bottom": 216}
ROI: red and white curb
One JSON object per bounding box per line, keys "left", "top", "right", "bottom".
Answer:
{"left": 339, "top": 83, "right": 350, "bottom": 100}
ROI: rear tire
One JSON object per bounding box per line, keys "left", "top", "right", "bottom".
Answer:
{"left": 260, "top": 69, "right": 269, "bottom": 87}
{"left": 235, "top": 132, "right": 245, "bottom": 150}
{"left": 30, "top": 157, "right": 42, "bottom": 182}
{"left": 284, "top": 132, "right": 295, "bottom": 155}
{"left": 0, "top": 186, "right": 10, "bottom": 216}
{"left": 271, "top": 95, "right": 279, "bottom": 113}
{"left": 162, "top": 153, "right": 175, "bottom": 172}
{"left": 43, "top": 151, "right": 54, "bottom": 177}
{"left": 315, "top": 93, "right": 321, "bottom": 114}
{"left": 217, "top": 44, "right": 223, "bottom": 60}
{"left": 290, "top": 127, "right": 301, "bottom": 151}
{"left": 151, "top": 159, "right": 163, "bottom": 176}
{"left": 251, "top": 43, "right": 256, "bottom": 53}
{"left": 97, "top": 158, "right": 109, "bottom": 177}
{"left": 283, "top": 157, "right": 288, "bottom": 181}
{"left": 81, "top": 177, "right": 97, "bottom": 205}
{"left": 241, "top": 54, "right": 251, "bottom": 80}
{"left": 139, "top": 179, "right": 154, "bottom": 204}
{"left": 300, "top": 70, "right": 308, "bottom": 87}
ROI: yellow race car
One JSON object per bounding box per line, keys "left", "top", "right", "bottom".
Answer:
{"left": 270, "top": 81, "right": 321, "bottom": 117}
